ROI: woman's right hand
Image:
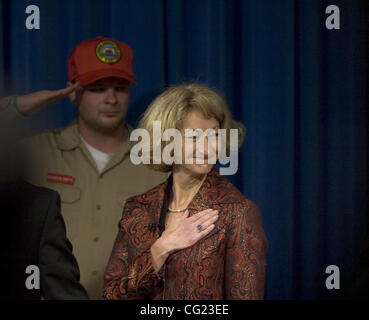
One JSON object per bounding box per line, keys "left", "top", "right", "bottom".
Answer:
{"left": 151, "top": 209, "right": 219, "bottom": 272}
{"left": 161, "top": 208, "right": 219, "bottom": 251}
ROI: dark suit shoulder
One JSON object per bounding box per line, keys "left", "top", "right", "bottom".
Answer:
{"left": 19, "top": 182, "right": 59, "bottom": 203}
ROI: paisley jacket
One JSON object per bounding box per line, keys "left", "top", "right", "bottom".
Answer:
{"left": 102, "top": 168, "right": 268, "bottom": 300}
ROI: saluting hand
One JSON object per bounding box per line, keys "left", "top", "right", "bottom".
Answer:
{"left": 16, "top": 82, "right": 81, "bottom": 116}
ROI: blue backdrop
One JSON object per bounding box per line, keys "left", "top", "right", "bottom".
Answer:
{"left": 1, "top": 0, "right": 368, "bottom": 299}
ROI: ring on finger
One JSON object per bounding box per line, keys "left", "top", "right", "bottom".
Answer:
{"left": 197, "top": 224, "right": 202, "bottom": 232}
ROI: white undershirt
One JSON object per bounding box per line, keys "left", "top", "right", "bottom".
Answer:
{"left": 80, "top": 136, "right": 113, "bottom": 173}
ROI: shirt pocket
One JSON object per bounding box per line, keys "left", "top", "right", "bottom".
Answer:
{"left": 57, "top": 185, "right": 82, "bottom": 204}
{"left": 51, "top": 185, "right": 82, "bottom": 243}
{"left": 117, "top": 192, "right": 130, "bottom": 208}
{"left": 116, "top": 191, "right": 150, "bottom": 213}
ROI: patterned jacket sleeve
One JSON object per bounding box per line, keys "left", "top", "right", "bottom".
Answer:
{"left": 101, "top": 200, "right": 163, "bottom": 300}
{"left": 224, "top": 201, "right": 268, "bottom": 299}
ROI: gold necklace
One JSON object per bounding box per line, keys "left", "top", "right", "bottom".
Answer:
{"left": 169, "top": 178, "right": 203, "bottom": 213}
{"left": 168, "top": 207, "right": 187, "bottom": 213}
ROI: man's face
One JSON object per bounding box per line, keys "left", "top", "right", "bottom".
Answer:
{"left": 71, "top": 77, "right": 130, "bottom": 134}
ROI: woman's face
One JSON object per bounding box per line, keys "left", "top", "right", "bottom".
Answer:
{"left": 177, "top": 109, "right": 220, "bottom": 177}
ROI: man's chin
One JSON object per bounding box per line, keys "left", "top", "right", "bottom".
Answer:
{"left": 93, "top": 119, "right": 124, "bottom": 134}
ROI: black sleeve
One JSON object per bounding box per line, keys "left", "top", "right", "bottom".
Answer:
{"left": 38, "top": 191, "right": 89, "bottom": 300}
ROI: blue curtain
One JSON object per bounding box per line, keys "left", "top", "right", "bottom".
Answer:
{"left": 1, "top": 0, "right": 368, "bottom": 299}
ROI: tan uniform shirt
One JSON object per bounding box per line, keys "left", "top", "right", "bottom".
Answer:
{"left": 0, "top": 96, "right": 167, "bottom": 299}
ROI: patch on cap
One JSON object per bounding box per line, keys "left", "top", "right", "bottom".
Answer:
{"left": 95, "top": 40, "right": 121, "bottom": 64}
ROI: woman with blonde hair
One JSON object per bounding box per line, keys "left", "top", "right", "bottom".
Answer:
{"left": 102, "top": 83, "right": 268, "bottom": 300}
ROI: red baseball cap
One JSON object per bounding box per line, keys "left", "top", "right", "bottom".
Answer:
{"left": 67, "top": 36, "right": 136, "bottom": 85}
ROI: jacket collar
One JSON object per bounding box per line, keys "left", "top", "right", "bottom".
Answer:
{"left": 135, "top": 168, "right": 245, "bottom": 208}
{"left": 55, "top": 120, "right": 80, "bottom": 150}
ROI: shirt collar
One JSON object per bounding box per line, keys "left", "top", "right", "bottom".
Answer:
{"left": 55, "top": 120, "right": 134, "bottom": 156}
{"left": 55, "top": 120, "right": 80, "bottom": 150}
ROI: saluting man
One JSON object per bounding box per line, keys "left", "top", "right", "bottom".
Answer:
{"left": 0, "top": 37, "right": 167, "bottom": 299}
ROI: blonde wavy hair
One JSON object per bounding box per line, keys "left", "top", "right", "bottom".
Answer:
{"left": 138, "top": 82, "right": 245, "bottom": 172}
